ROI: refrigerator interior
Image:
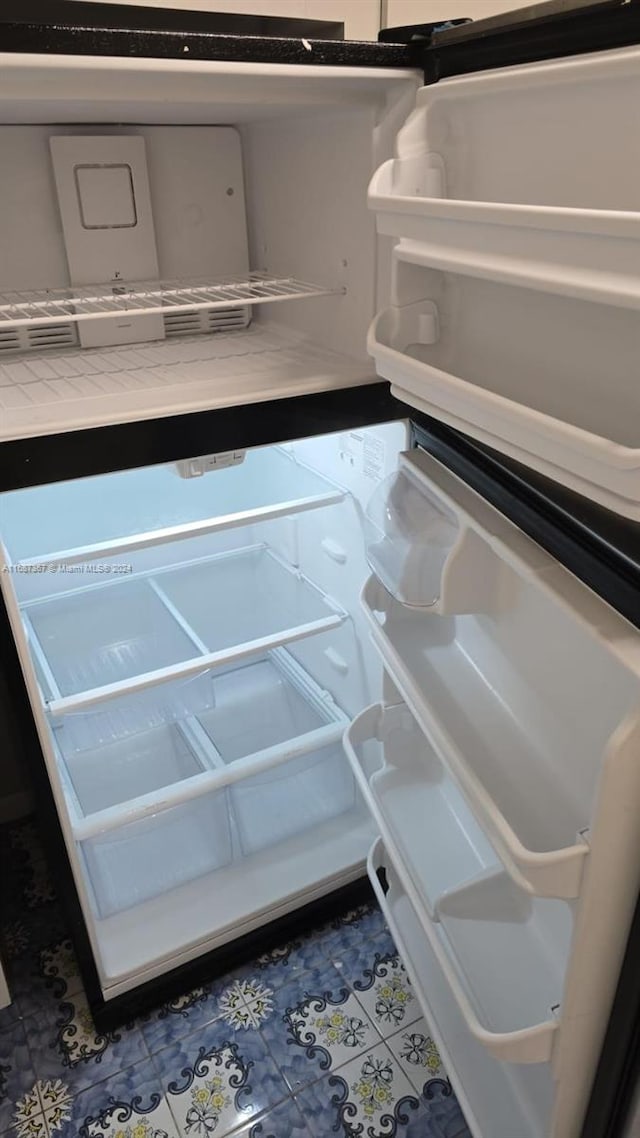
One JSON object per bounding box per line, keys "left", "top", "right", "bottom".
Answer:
{"left": 0, "top": 421, "right": 407, "bottom": 990}
{"left": 0, "top": 60, "right": 418, "bottom": 441}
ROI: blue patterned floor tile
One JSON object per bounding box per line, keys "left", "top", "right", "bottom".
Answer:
{"left": 27, "top": 990, "right": 149, "bottom": 1096}
{"left": 320, "top": 903, "right": 390, "bottom": 957}
{"left": 152, "top": 1015, "right": 288, "bottom": 1137}
{"left": 6, "top": 932, "right": 83, "bottom": 1022}
{"left": 225, "top": 1095, "right": 310, "bottom": 1138}
{"left": 402, "top": 1079, "right": 472, "bottom": 1138}
{"left": 2, "top": 820, "right": 57, "bottom": 916}
{"left": 139, "top": 984, "right": 223, "bottom": 1055}
{"left": 55, "top": 1056, "right": 179, "bottom": 1137}
{"left": 258, "top": 961, "right": 381, "bottom": 1095}
{"left": 244, "top": 932, "right": 330, "bottom": 988}
{"left": 295, "top": 1039, "right": 423, "bottom": 1138}
{"left": 333, "top": 938, "right": 417, "bottom": 1041}
{"left": 0, "top": 1021, "right": 39, "bottom": 1134}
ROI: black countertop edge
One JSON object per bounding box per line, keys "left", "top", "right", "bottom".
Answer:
{"left": 0, "top": 22, "right": 416, "bottom": 68}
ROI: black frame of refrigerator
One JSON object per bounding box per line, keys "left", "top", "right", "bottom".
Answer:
{"left": 1, "top": 2, "right": 640, "bottom": 1135}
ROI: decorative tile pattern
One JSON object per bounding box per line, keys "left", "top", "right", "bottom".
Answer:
{"left": 56, "top": 1058, "right": 179, "bottom": 1138}
{"left": 386, "top": 1018, "right": 446, "bottom": 1095}
{"left": 1, "top": 817, "right": 471, "bottom": 1138}
{"left": 28, "top": 991, "right": 148, "bottom": 1095}
{"left": 295, "top": 1041, "right": 422, "bottom": 1137}
{"left": 153, "top": 1018, "right": 288, "bottom": 1137}
{"left": 0, "top": 1021, "right": 39, "bottom": 1134}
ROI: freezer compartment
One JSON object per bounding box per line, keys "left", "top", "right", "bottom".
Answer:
{"left": 24, "top": 545, "right": 345, "bottom": 711}
{"left": 369, "top": 254, "right": 640, "bottom": 518}
{"left": 344, "top": 701, "right": 500, "bottom": 914}
{"left": 368, "top": 839, "right": 554, "bottom": 1138}
{"left": 81, "top": 790, "right": 232, "bottom": 920}
{"left": 0, "top": 444, "right": 345, "bottom": 567}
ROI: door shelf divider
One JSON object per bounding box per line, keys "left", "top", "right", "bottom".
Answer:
{"left": 0, "top": 271, "right": 343, "bottom": 331}
{"left": 23, "top": 545, "right": 346, "bottom": 715}
{"left": 367, "top": 838, "right": 561, "bottom": 1066}
{"left": 361, "top": 574, "right": 589, "bottom": 899}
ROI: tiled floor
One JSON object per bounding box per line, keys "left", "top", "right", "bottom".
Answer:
{"left": 0, "top": 818, "right": 471, "bottom": 1138}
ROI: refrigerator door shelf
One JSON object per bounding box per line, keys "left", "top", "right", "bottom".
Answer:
{"left": 24, "top": 546, "right": 345, "bottom": 714}
{"left": 369, "top": 265, "right": 640, "bottom": 519}
{"left": 0, "top": 445, "right": 345, "bottom": 569}
{"left": 368, "top": 839, "right": 554, "bottom": 1138}
{"left": 343, "top": 701, "right": 500, "bottom": 915}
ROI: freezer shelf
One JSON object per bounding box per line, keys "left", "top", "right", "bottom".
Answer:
{"left": 54, "top": 652, "right": 352, "bottom": 916}
{"left": 368, "top": 839, "right": 555, "bottom": 1138}
{"left": 0, "top": 444, "right": 345, "bottom": 567}
{"left": 26, "top": 546, "right": 345, "bottom": 713}
{"left": 343, "top": 701, "right": 500, "bottom": 914}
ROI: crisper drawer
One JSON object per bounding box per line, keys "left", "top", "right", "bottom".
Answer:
{"left": 82, "top": 790, "right": 232, "bottom": 920}
{"left": 368, "top": 839, "right": 555, "bottom": 1138}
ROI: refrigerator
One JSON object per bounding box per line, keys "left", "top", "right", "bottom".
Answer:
{"left": 1, "top": 2, "right": 640, "bottom": 1136}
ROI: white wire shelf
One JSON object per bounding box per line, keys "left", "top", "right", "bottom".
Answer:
{"left": 0, "top": 273, "right": 342, "bottom": 330}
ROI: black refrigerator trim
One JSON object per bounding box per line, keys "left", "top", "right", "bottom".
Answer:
{"left": 422, "top": 0, "right": 640, "bottom": 83}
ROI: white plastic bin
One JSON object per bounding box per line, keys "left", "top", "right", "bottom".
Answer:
{"left": 229, "top": 743, "right": 355, "bottom": 857}
{"left": 80, "top": 789, "right": 232, "bottom": 918}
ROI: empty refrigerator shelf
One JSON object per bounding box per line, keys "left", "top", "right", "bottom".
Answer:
{"left": 0, "top": 324, "right": 375, "bottom": 441}
{"left": 368, "top": 840, "right": 555, "bottom": 1138}
{"left": 0, "top": 445, "right": 345, "bottom": 567}
{"left": 343, "top": 702, "right": 500, "bottom": 915}
{"left": 26, "top": 547, "right": 346, "bottom": 712}
{"left": 0, "top": 272, "right": 342, "bottom": 329}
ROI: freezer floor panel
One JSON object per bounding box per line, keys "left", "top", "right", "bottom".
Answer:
{"left": 0, "top": 324, "right": 374, "bottom": 441}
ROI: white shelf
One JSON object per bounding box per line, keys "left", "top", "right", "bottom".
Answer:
{"left": 369, "top": 839, "right": 555, "bottom": 1138}
{"left": 0, "top": 325, "right": 375, "bottom": 442}
{"left": 25, "top": 546, "right": 345, "bottom": 713}
{"left": 343, "top": 701, "right": 500, "bottom": 914}
{"left": 0, "top": 273, "right": 340, "bottom": 330}
{"left": 0, "top": 445, "right": 345, "bottom": 568}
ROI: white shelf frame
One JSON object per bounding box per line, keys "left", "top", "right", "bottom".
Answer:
{"left": 0, "top": 272, "right": 343, "bottom": 330}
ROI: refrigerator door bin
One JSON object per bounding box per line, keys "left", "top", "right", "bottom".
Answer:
{"left": 360, "top": 450, "right": 640, "bottom": 899}
{"left": 80, "top": 788, "right": 232, "bottom": 919}
{"left": 368, "top": 253, "right": 640, "bottom": 518}
{"left": 229, "top": 742, "right": 356, "bottom": 857}
{"left": 366, "top": 836, "right": 567, "bottom": 1065}
{"left": 344, "top": 701, "right": 500, "bottom": 913}
{"left": 0, "top": 444, "right": 345, "bottom": 568}
{"left": 368, "top": 839, "right": 554, "bottom": 1138}
{"left": 364, "top": 456, "right": 498, "bottom": 611}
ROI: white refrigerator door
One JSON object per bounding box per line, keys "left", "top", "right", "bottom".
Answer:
{"left": 348, "top": 446, "right": 640, "bottom": 1138}
{"left": 367, "top": 44, "right": 640, "bottom": 519}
